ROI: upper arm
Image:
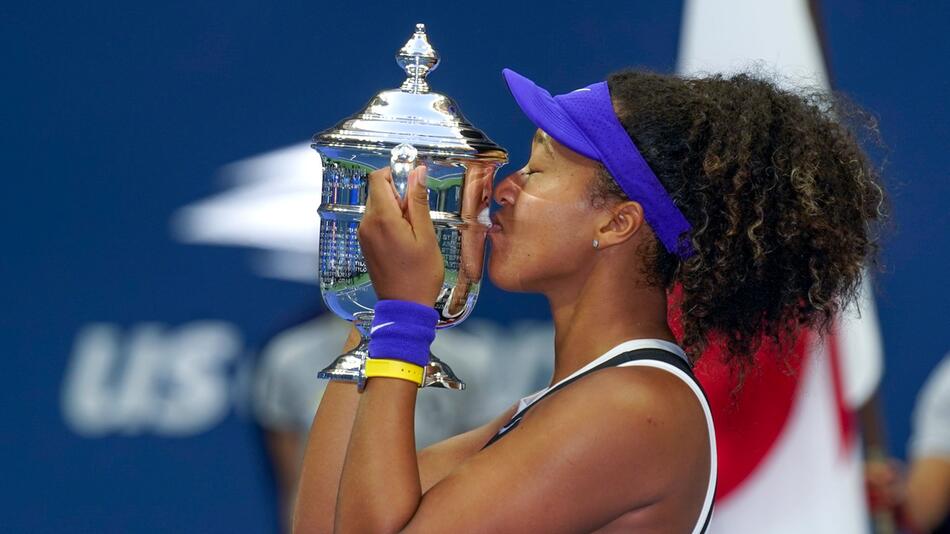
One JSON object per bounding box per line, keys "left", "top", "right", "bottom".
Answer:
{"left": 417, "top": 403, "right": 518, "bottom": 493}
{"left": 404, "top": 367, "right": 711, "bottom": 533}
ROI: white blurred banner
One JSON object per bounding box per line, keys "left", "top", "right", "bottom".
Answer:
{"left": 171, "top": 142, "right": 323, "bottom": 282}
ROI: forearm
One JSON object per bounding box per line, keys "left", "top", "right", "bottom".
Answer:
{"left": 335, "top": 377, "right": 422, "bottom": 533}
{"left": 293, "top": 328, "right": 363, "bottom": 534}
{"left": 905, "top": 457, "right": 950, "bottom": 532}
{"left": 330, "top": 164, "right": 438, "bottom": 531}
{"left": 264, "top": 429, "right": 306, "bottom": 531}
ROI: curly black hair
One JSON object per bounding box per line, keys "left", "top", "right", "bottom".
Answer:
{"left": 594, "top": 70, "right": 887, "bottom": 371}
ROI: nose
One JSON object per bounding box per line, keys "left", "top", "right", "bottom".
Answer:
{"left": 493, "top": 169, "right": 523, "bottom": 207}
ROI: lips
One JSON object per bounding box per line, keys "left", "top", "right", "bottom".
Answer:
{"left": 489, "top": 213, "right": 503, "bottom": 233}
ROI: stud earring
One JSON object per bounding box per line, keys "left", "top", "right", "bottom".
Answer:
{"left": 592, "top": 239, "right": 600, "bottom": 249}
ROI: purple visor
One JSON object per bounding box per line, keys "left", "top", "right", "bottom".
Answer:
{"left": 502, "top": 68, "right": 694, "bottom": 259}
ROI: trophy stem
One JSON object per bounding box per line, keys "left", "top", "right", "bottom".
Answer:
{"left": 316, "top": 312, "right": 373, "bottom": 383}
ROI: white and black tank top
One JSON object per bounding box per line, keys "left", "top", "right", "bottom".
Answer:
{"left": 482, "top": 339, "right": 717, "bottom": 534}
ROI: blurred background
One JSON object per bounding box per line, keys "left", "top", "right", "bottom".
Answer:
{"left": 4, "top": 0, "right": 948, "bottom": 532}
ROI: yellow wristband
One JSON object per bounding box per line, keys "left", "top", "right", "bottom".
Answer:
{"left": 364, "top": 358, "right": 425, "bottom": 387}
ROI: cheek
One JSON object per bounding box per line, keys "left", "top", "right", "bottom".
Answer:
{"left": 532, "top": 198, "right": 593, "bottom": 263}
{"left": 488, "top": 196, "right": 594, "bottom": 290}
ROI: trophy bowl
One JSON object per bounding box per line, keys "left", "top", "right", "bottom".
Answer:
{"left": 312, "top": 23, "right": 508, "bottom": 389}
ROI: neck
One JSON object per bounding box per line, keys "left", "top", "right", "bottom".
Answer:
{"left": 544, "top": 259, "right": 675, "bottom": 386}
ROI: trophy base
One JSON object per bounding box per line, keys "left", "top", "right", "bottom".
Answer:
{"left": 318, "top": 312, "right": 465, "bottom": 389}
{"left": 317, "top": 347, "right": 465, "bottom": 390}
{"left": 316, "top": 347, "right": 367, "bottom": 383}
{"left": 422, "top": 356, "right": 465, "bottom": 390}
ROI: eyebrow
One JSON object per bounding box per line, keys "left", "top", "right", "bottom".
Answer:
{"left": 533, "top": 130, "right": 554, "bottom": 158}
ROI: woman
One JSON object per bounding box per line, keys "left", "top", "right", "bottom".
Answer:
{"left": 293, "top": 68, "right": 885, "bottom": 533}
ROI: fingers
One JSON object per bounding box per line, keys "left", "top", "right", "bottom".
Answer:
{"left": 405, "top": 165, "right": 435, "bottom": 241}
{"left": 365, "top": 167, "right": 401, "bottom": 219}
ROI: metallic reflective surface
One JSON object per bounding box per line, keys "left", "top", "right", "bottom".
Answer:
{"left": 312, "top": 23, "right": 508, "bottom": 389}
{"left": 397, "top": 23, "right": 439, "bottom": 94}
{"left": 317, "top": 313, "right": 370, "bottom": 387}
{"left": 312, "top": 23, "right": 507, "bottom": 163}
{"left": 390, "top": 143, "right": 417, "bottom": 197}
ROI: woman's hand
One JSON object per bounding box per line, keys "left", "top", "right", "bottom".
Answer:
{"left": 358, "top": 165, "right": 444, "bottom": 308}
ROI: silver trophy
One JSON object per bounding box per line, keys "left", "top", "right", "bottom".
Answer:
{"left": 312, "top": 23, "right": 508, "bottom": 389}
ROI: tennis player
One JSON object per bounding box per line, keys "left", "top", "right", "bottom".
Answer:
{"left": 293, "top": 68, "right": 885, "bottom": 533}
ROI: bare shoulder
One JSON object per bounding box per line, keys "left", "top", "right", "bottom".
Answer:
{"left": 524, "top": 363, "right": 710, "bottom": 470}
{"left": 403, "top": 365, "right": 713, "bottom": 532}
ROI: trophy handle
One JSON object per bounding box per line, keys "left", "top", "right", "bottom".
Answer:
{"left": 390, "top": 143, "right": 418, "bottom": 198}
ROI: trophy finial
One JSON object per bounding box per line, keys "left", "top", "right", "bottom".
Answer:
{"left": 396, "top": 22, "right": 439, "bottom": 94}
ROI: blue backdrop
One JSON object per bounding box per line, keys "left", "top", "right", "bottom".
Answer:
{"left": 4, "top": 1, "right": 948, "bottom": 532}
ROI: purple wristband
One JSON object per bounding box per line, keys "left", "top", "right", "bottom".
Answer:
{"left": 368, "top": 300, "right": 438, "bottom": 367}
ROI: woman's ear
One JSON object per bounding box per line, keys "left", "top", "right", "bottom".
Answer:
{"left": 595, "top": 200, "right": 645, "bottom": 249}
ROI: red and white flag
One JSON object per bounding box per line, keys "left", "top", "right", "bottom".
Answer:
{"left": 676, "top": 1, "right": 884, "bottom": 532}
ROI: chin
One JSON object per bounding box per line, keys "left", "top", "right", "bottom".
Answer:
{"left": 486, "top": 254, "right": 521, "bottom": 292}
{"left": 487, "top": 269, "right": 517, "bottom": 292}
{"left": 487, "top": 254, "right": 538, "bottom": 293}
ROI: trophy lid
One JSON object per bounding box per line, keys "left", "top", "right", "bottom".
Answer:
{"left": 312, "top": 23, "right": 508, "bottom": 164}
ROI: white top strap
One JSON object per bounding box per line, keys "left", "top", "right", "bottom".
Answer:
{"left": 514, "top": 338, "right": 688, "bottom": 415}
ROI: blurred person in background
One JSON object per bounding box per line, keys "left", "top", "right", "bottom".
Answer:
{"left": 904, "top": 352, "right": 950, "bottom": 533}
{"left": 253, "top": 311, "right": 554, "bottom": 531}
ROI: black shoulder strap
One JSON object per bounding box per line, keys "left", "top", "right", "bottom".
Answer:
{"left": 482, "top": 348, "right": 698, "bottom": 450}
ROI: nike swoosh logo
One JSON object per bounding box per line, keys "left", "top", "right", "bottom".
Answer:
{"left": 571, "top": 88, "right": 592, "bottom": 93}
{"left": 370, "top": 321, "right": 395, "bottom": 334}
